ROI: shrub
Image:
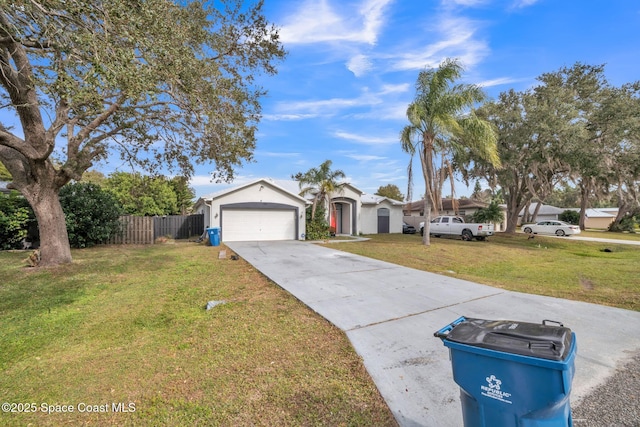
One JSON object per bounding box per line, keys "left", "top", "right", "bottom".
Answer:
{"left": 304, "top": 204, "right": 330, "bottom": 240}
{"left": 469, "top": 200, "right": 504, "bottom": 224}
{"left": 559, "top": 210, "right": 580, "bottom": 225}
{"left": 0, "top": 191, "right": 35, "bottom": 249}
{"left": 59, "top": 182, "right": 124, "bottom": 248}
{"left": 306, "top": 220, "right": 330, "bottom": 240}
{"left": 608, "top": 215, "right": 637, "bottom": 233}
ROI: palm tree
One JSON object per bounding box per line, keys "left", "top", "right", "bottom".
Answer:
{"left": 400, "top": 58, "right": 500, "bottom": 245}
{"left": 296, "top": 160, "right": 346, "bottom": 226}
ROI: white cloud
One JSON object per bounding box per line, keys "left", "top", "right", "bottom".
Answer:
{"left": 358, "top": 0, "right": 393, "bottom": 44}
{"left": 379, "top": 83, "right": 411, "bottom": 94}
{"left": 443, "top": 0, "right": 489, "bottom": 6}
{"left": 345, "top": 154, "right": 387, "bottom": 161}
{"left": 333, "top": 130, "right": 397, "bottom": 145}
{"left": 269, "top": 89, "right": 386, "bottom": 118}
{"left": 258, "top": 151, "right": 301, "bottom": 158}
{"left": 279, "top": 0, "right": 394, "bottom": 45}
{"left": 512, "top": 0, "right": 540, "bottom": 8}
{"left": 188, "top": 174, "right": 216, "bottom": 186}
{"left": 476, "top": 77, "right": 525, "bottom": 88}
{"left": 352, "top": 101, "right": 408, "bottom": 121}
{"left": 262, "top": 113, "right": 320, "bottom": 121}
{"left": 347, "top": 54, "right": 373, "bottom": 76}
{"left": 389, "top": 15, "right": 489, "bottom": 71}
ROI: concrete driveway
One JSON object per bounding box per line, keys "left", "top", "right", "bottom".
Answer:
{"left": 225, "top": 240, "right": 640, "bottom": 427}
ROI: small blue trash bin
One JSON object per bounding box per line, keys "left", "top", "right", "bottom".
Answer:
{"left": 435, "top": 317, "right": 577, "bottom": 427}
{"left": 206, "top": 227, "right": 220, "bottom": 246}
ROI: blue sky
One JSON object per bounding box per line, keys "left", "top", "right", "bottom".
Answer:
{"left": 185, "top": 0, "right": 640, "bottom": 201}
{"left": 3, "top": 1, "right": 639, "bottom": 202}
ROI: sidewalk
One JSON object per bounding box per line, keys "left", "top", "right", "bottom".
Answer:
{"left": 226, "top": 240, "right": 640, "bottom": 426}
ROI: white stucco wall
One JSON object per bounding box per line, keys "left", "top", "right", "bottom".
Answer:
{"left": 361, "top": 200, "right": 403, "bottom": 234}
{"left": 203, "top": 180, "right": 307, "bottom": 240}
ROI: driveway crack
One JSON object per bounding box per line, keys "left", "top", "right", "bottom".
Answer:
{"left": 346, "top": 291, "right": 505, "bottom": 331}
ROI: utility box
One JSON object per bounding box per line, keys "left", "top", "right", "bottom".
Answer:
{"left": 435, "top": 317, "right": 577, "bottom": 427}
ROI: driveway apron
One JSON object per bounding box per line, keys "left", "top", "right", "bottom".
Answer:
{"left": 225, "top": 240, "right": 640, "bottom": 427}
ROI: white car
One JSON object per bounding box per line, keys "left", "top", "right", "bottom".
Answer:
{"left": 522, "top": 220, "right": 581, "bottom": 237}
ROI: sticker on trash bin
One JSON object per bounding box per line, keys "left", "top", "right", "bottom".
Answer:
{"left": 481, "top": 375, "right": 512, "bottom": 404}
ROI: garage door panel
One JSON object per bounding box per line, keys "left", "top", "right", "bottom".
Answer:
{"left": 223, "top": 209, "right": 296, "bottom": 241}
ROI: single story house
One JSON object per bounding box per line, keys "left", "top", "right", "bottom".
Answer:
{"left": 518, "top": 203, "right": 565, "bottom": 224}
{"left": 404, "top": 198, "right": 489, "bottom": 218}
{"left": 193, "top": 178, "right": 404, "bottom": 243}
{"left": 403, "top": 198, "right": 495, "bottom": 229}
{"left": 193, "top": 178, "right": 309, "bottom": 242}
{"left": 567, "top": 208, "right": 618, "bottom": 229}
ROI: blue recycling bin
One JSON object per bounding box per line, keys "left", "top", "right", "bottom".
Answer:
{"left": 435, "top": 317, "right": 577, "bottom": 427}
{"left": 206, "top": 227, "right": 220, "bottom": 246}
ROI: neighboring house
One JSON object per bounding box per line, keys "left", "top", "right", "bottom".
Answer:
{"left": 567, "top": 208, "right": 618, "bottom": 229}
{"left": 403, "top": 198, "right": 497, "bottom": 230}
{"left": 360, "top": 194, "right": 404, "bottom": 234}
{"left": 518, "top": 203, "right": 565, "bottom": 224}
{"left": 193, "top": 178, "right": 405, "bottom": 243}
{"left": 403, "top": 198, "right": 489, "bottom": 218}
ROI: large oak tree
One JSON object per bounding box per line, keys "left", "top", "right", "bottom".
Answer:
{"left": 0, "top": 0, "right": 285, "bottom": 265}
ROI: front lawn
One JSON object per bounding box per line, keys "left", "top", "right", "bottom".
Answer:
{"left": 0, "top": 243, "right": 396, "bottom": 426}
{"left": 332, "top": 233, "right": 640, "bottom": 311}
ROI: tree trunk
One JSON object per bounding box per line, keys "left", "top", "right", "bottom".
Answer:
{"left": 504, "top": 188, "right": 530, "bottom": 233}
{"left": 22, "top": 183, "right": 72, "bottom": 266}
{"left": 522, "top": 200, "right": 532, "bottom": 223}
{"left": 422, "top": 197, "right": 431, "bottom": 246}
{"left": 578, "top": 181, "right": 590, "bottom": 231}
{"left": 531, "top": 201, "right": 542, "bottom": 223}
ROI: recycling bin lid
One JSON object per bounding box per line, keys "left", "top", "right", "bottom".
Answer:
{"left": 443, "top": 318, "right": 573, "bottom": 361}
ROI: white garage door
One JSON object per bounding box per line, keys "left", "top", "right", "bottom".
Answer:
{"left": 222, "top": 209, "right": 296, "bottom": 241}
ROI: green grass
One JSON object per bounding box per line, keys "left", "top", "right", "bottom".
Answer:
{"left": 332, "top": 232, "right": 640, "bottom": 311}
{"left": 0, "top": 243, "right": 396, "bottom": 426}
{"left": 579, "top": 229, "right": 640, "bottom": 241}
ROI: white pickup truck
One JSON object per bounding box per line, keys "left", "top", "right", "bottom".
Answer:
{"left": 419, "top": 216, "right": 494, "bottom": 241}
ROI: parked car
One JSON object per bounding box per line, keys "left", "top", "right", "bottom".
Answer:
{"left": 403, "top": 222, "right": 416, "bottom": 234}
{"left": 419, "top": 216, "right": 494, "bottom": 241}
{"left": 521, "top": 220, "right": 580, "bottom": 237}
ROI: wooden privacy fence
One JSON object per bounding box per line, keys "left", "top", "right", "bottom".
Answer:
{"left": 110, "top": 215, "right": 154, "bottom": 245}
{"left": 108, "top": 214, "right": 204, "bottom": 245}
{"left": 154, "top": 214, "right": 204, "bottom": 240}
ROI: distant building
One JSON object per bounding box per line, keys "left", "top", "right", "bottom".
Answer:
{"left": 403, "top": 198, "right": 489, "bottom": 218}
{"left": 518, "top": 203, "right": 565, "bottom": 224}
{"left": 567, "top": 208, "right": 618, "bottom": 229}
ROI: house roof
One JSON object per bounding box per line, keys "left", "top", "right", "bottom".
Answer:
{"left": 519, "top": 203, "right": 565, "bottom": 216}
{"left": 404, "top": 198, "right": 488, "bottom": 211}
{"left": 567, "top": 208, "right": 616, "bottom": 218}
{"left": 198, "top": 178, "right": 310, "bottom": 204}
{"left": 361, "top": 194, "right": 404, "bottom": 206}
{"left": 196, "top": 178, "right": 365, "bottom": 206}
{"left": 277, "top": 179, "right": 363, "bottom": 200}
